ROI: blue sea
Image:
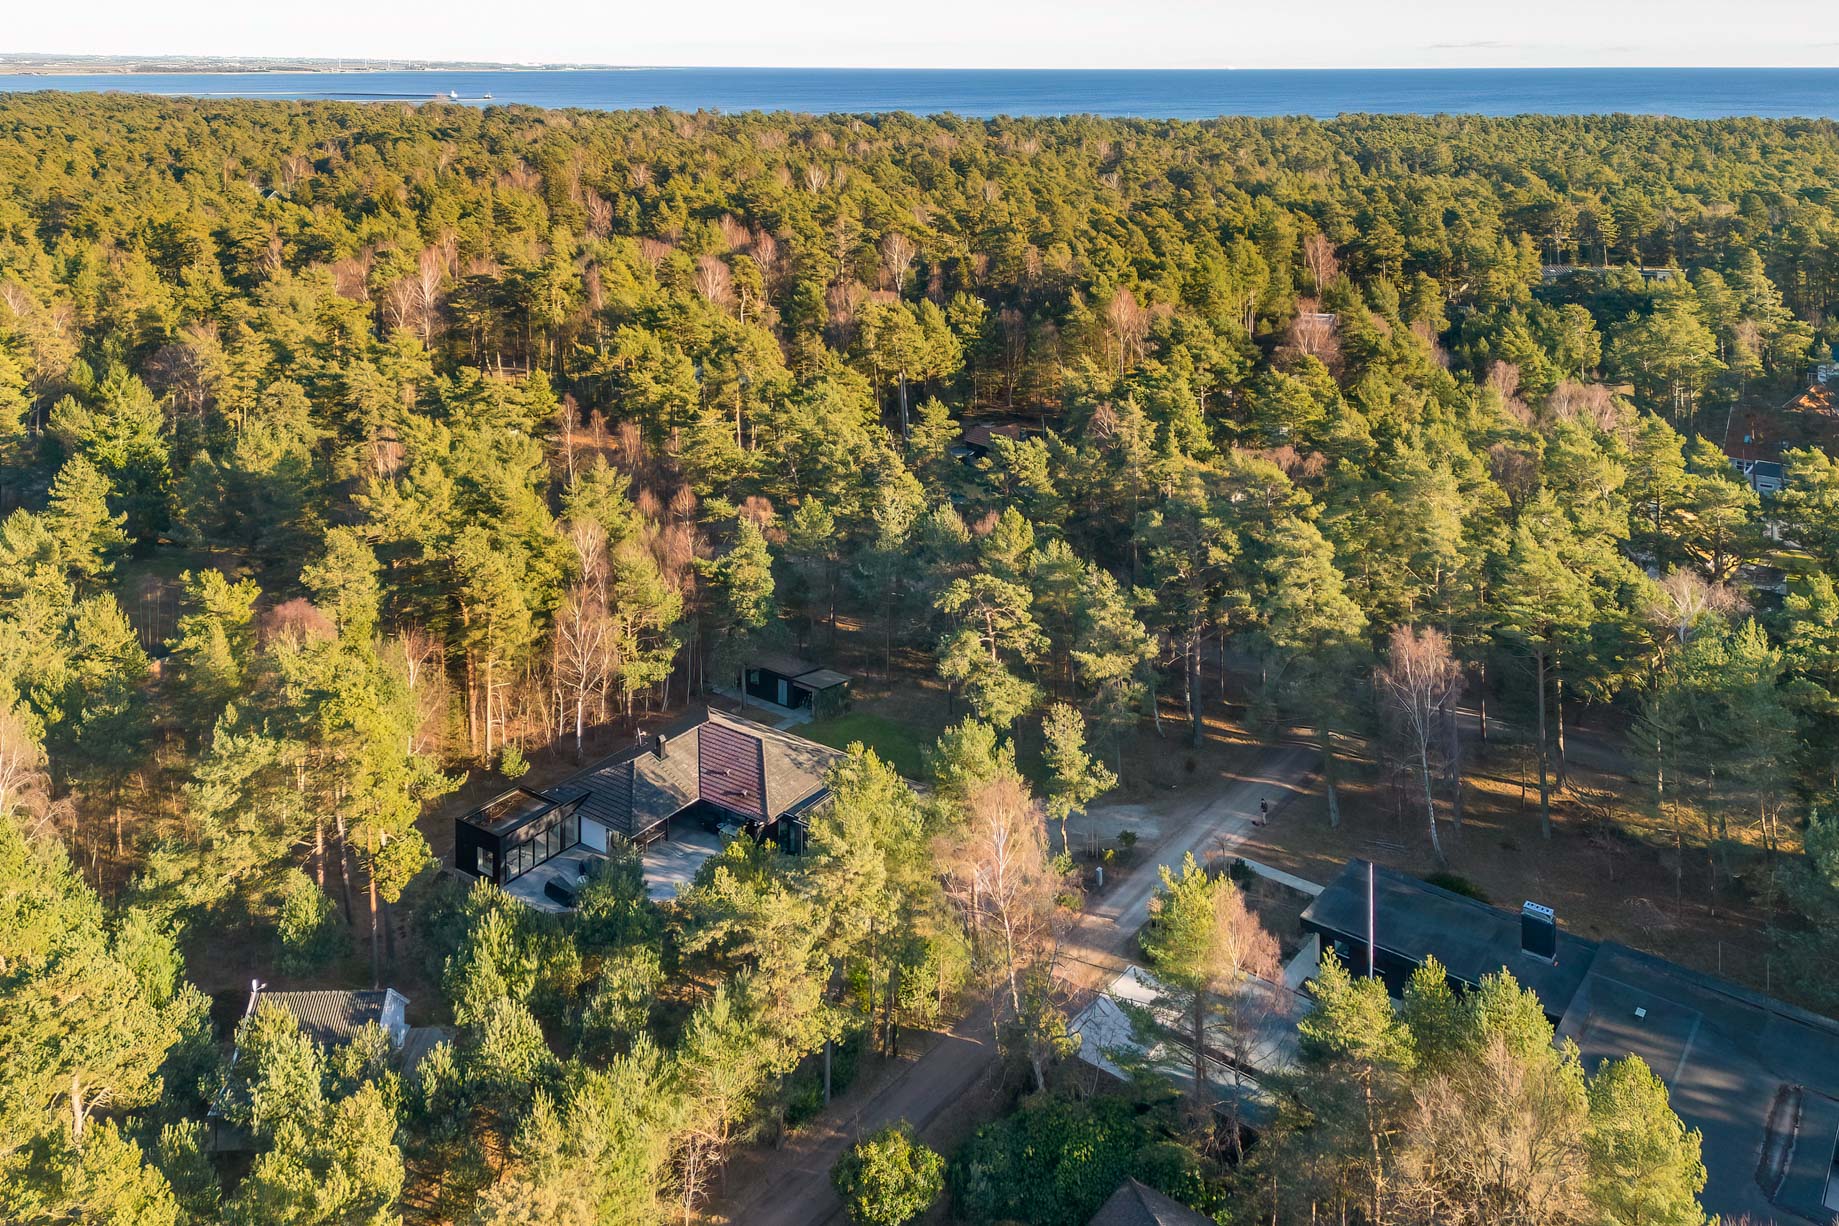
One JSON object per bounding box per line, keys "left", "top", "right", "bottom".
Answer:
{"left": 3, "top": 67, "right": 1837, "bottom": 120}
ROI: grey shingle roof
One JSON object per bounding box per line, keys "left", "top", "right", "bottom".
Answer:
{"left": 1087, "top": 1179, "right": 1214, "bottom": 1225}
{"left": 545, "top": 707, "right": 843, "bottom": 840}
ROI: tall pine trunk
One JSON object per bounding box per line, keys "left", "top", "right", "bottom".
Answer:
{"left": 368, "top": 829, "right": 381, "bottom": 988}
{"left": 1535, "top": 650, "right": 1552, "bottom": 839}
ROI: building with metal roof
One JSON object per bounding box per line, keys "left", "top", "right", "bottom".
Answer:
{"left": 1301, "top": 859, "right": 1839, "bottom": 1223}
{"left": 245, "top": 987, "right": 410, "bottom": 1048}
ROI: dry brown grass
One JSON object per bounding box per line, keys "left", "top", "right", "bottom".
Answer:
{"left": 1240, "top": 734, "right": 1793, "bottom": 1000}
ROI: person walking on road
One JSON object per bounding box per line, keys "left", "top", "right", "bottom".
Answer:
{"left": 1255, "top": 797, "right": 1270, "bottom": 826}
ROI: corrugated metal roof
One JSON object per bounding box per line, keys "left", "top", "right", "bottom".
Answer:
{"left": 256, "top": 989, "right": 403, "bottom": 1047}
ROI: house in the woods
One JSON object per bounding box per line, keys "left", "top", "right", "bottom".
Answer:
{"left": 453, "top": 707, "right": 845, "bottom": 909}
{"left": 1730, "top": 455, "right": 1786, "bottom": 495}
{"left": 952, "top": 421, "right": 1026, "bottom": 462}
{"left": 1786, "top": 376, "right": 1838, "bottom": 416}
{"left": 1301, "top": 860, "right": 1839, "bottom": 1224}
{"left": 239, "top": 984, "right": 411, "bottom": 1048}
{"left": 743, "top": 651, "right": 852, "bottom": 717}
{"left": 210, "top": 983, "right": 442, "bottom": 1149}
{"left": 1086, "top": 1178, "right": 1214, "bottom": 1226}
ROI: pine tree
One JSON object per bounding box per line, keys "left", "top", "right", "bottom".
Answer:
{"left": 43, "top": 455, "right": 128, "bottom": 592}
{"left": 1262, "top": 518, "right": 1367, "bottom": 827}
{"left": 701, "top": 516, "right": 778, "bottom": 697}
{"left": 1498, "top": 507, "right": 1595, "bottom": 837}
{"left": 1040, "top": 704, "right": 1116, "bottom": 857}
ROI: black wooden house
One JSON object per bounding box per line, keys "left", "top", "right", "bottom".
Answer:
{"left": 453, "top": 786, "right": 587, "bottom": 887}
{"left": 743, "top": 652, "right": 852, "bottom": 718}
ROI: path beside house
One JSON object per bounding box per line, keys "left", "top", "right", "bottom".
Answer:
{"left": 721, "top": 739, "right": 1319, "bottom": 1226}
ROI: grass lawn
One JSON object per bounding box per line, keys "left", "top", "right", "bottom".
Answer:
{"left": 801, "top": 710, "right": 932, "bottom": 780}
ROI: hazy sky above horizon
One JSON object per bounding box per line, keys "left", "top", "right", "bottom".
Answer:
{"left": 12, "top": 0, "right": 1839, "bottom": 69}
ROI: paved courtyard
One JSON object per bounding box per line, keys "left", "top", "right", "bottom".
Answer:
{"left": 640, "top": 825, "right": 724, "bottom": 900}
{"left": 502, "top": 825, "right": 728, "bottom": 910}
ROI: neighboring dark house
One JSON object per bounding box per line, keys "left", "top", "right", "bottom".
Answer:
{"left": 454, "top": 707, "right": 846, "bottom": 881}
{"left": 210, "top": 983, "right": 437, "bottom": 1150}
{"left": 744, "top": 651, "right": 852, "bottom": 717}
{"left": 952, "top": 421, "right": 1026, "bottom": 462}
{"left": 1730, "top": 456, "right": 1786, "bottom": 495}
{"left": 1087, "top": 1178, "right": 1214, "bottom": 1226}
{"left": 1301, "top": 860, "right": 1839, "bottom": 1223}
{"left": 1299, "top": 860, "right": 1596, "bottom": 1021}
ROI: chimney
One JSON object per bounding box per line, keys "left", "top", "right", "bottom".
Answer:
{"left": 1521, "top": 901, "right": 1557, "bottom": 963}
{"left": 654, "top": 732, "right": 668, "bottom": 759}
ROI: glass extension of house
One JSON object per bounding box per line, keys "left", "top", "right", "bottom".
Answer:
{"left": 504, "top": 805, "right": 580, "bottom": 882}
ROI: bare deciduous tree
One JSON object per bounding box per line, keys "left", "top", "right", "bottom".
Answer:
{"left": 880, "top": 230, "right": 918, "bottom": 295}
{"left": 1104, "top": 287, "right": 1150, "bottom": 377}
{"left": 1289, "top": 298, "right": 1341, "bottom": 365}
{"left": 1646, "top": 568, "right": 1745, "bottom": 644}
{"left": 938, "top": 776, "right": 1065, "bottom": 1090}
{"left": 583, "top": 190, "right": 614, "bottom": 239}
{"left": 636, "top": 237, "right": 672, "bottom": 272}
{"left": 555, "top": 582, "right": 612, "bottom": 760}
{"left": 1394, "top": 1034, "right": 1589, "bottom": 1225}
{"left": 1377, "top": 625, "right": 1465, "bottom": 863}
{"left": 0, "top": 704, "right": 55, "bottom": 829}
{"left": 693, "top": 255, "right": 733, "bottom": 308}
{"left": 1303, "top": 230, "right": 1341, "bottom": 289}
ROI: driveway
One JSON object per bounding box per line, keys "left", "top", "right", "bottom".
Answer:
{"left": 722, "top": 739, "right": 1319, "bottom": 1226}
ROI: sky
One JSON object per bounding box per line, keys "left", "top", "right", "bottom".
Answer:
{"left": 11, "top": 0, "right": 1839, "bottom": 69}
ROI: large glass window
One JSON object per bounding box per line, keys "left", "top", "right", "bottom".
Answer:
{"left": 501, "top": 805, "right": 583, "bottom": 883}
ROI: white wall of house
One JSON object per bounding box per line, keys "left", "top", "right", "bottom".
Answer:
{"left": 581, "top": 818, "right": 610, "bottom": 853}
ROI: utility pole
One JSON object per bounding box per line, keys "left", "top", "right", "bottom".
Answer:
{"left": 1367, "top": 860, "right": 1376, "bottom": 979}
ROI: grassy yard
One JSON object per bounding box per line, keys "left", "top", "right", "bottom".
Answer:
{"left": 801, "top": 710, "right": 933, "bottom": 780}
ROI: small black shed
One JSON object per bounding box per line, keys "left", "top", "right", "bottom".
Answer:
{"left": 453, "top": 786, "right": 586, "bottom": 887}
{"left": 744, "top": 652, "right": 852, "bottom": 717}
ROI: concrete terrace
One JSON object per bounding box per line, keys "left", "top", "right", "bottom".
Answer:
{"left": 504, "top": 826, "right": 727, "bottom": 912}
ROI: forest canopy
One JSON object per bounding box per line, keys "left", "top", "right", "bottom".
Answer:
{"left": 1, "top": 92, "right": 1837, "bottom": 1223}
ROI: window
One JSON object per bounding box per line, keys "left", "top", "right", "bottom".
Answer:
{"left": 562, "top": 811, "right": 578, "bottom": 850}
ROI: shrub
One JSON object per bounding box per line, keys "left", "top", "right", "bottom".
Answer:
{"left": 1424, "top": 870, "right": 1489, "bottom": 902}
{"left": 498, "top": 743, "right": 530, "bottom": 778}
{"left": 950, "top": 1095, "right": 1144, "bottom": 1226}
{"left": 832, "top": 1122, "right": 945, "bottom": 1226}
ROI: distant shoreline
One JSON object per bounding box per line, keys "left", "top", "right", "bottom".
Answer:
{"left": 0, "top": 59, "right": 622, "bottom": 77}
{"left": 5, "top": 65, "right": 1836, "bottom": 121}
